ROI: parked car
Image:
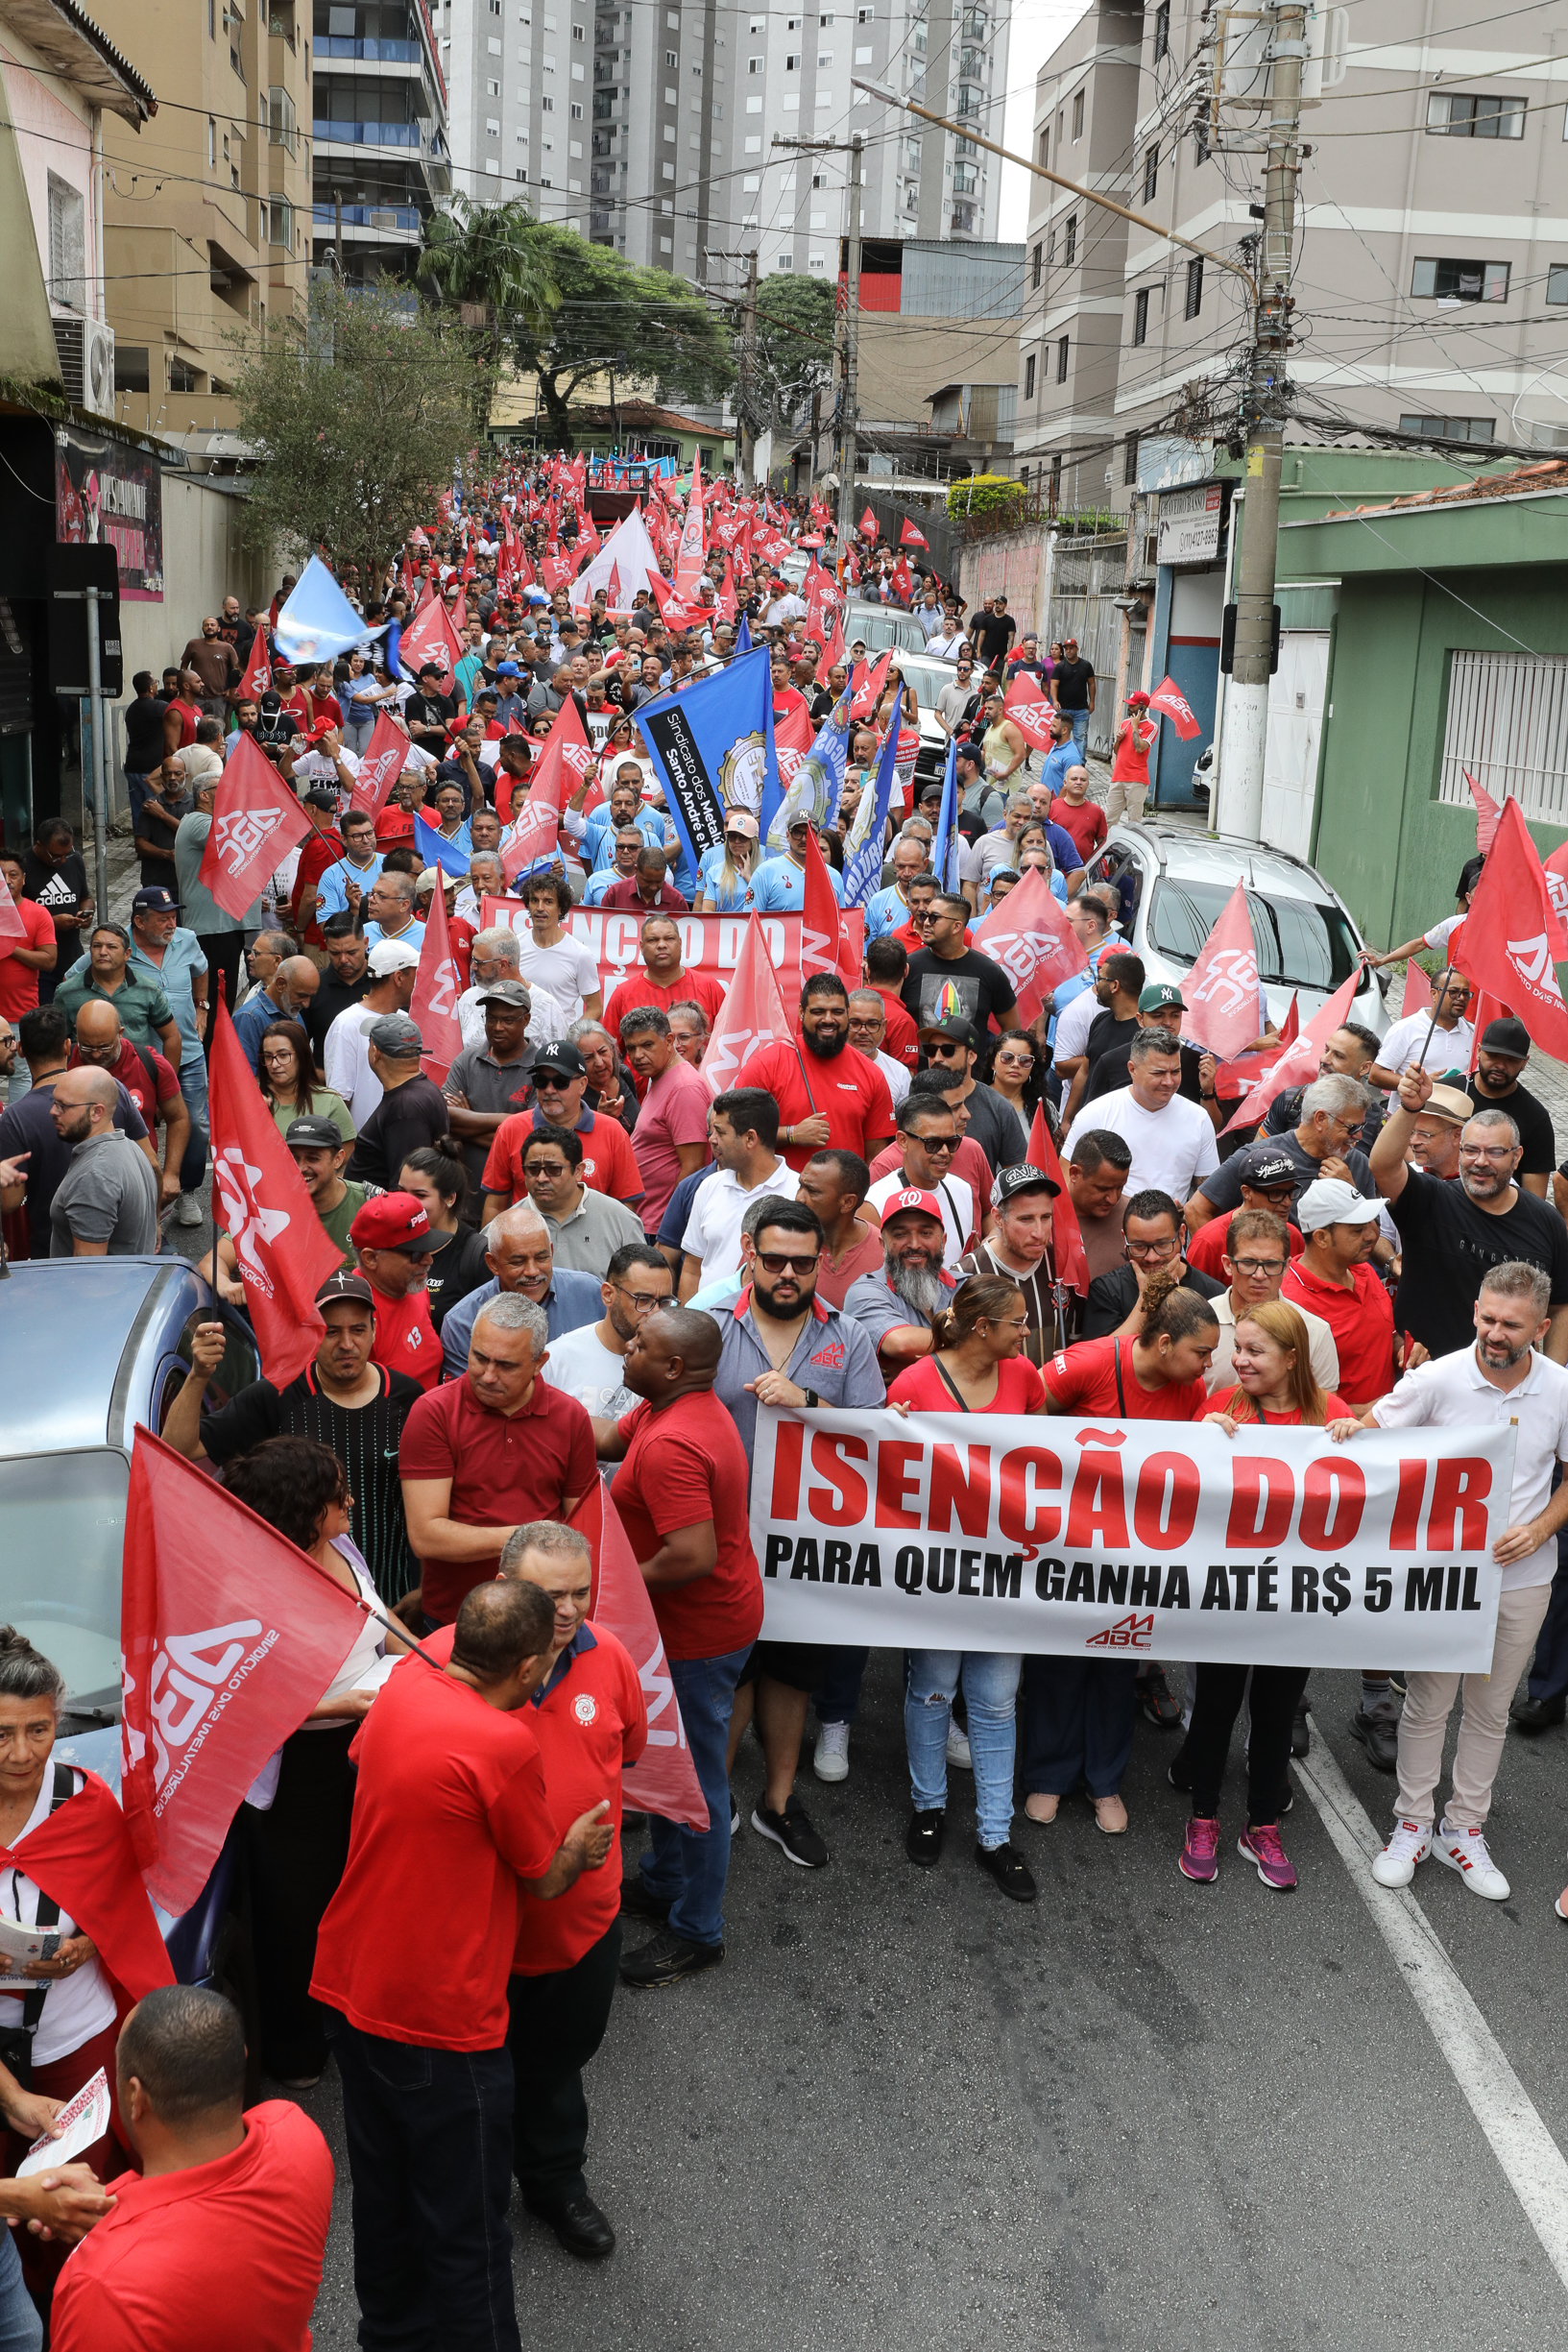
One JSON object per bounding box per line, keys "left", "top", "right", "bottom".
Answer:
{"left": 1084, "top": 823, "right": 1390, "bottom": 1038}
{"left": 843, "top": 598, "right": 930, "bottom": 657}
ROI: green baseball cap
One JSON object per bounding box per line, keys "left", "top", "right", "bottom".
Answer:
{"left": 1138, "top": 982, "right": 1185, "bottom": 1012}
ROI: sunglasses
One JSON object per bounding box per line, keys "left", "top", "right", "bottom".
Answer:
{"left": 757, "top": 1250, "right": 819, "bottom": 1275}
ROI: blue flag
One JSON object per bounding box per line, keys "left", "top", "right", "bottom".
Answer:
{"left": 763, "top": 691, "right": 852, "bottom": 848}
{"left": 840, "top": 718, "right": 902, "bottom": 909}
{"left": 413, "top": 812, "right": 470, "bottom": 880}
{"left": 273, "top": 554, "right": 386, "bottom": 667}
{"left": 736, "top": 613, "right": 752, "bottom": 656}
{"left": 931, "top": 735, "right": 961, "bottom": 893}
{"left": 635, "top": 645, "right": 777, "bottom": 882}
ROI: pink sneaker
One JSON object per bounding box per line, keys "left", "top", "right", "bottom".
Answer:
{"left": 1238, "top": 1821, "right": 1297, "bottom": 1891}
{"left": 1179, "top": 1815, "right": 1220, "bottom": 1883}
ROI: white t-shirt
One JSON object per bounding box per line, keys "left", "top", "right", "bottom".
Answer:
{"left": 324, "top": 1002, "right": 382, "bottom": 1126}
{"left": 543, "top": 1321, "right": 638, "bottom": 1418}
{"left": 876, "top": 1049, "right": 910, "bottom": 1108}
{"left": 867, "top": 1168, "right": 975, "bottom": 1270}
{"left": 1052, "top": 984, "right": 1103, "bottom": 1065}
{"left": 1372, "top": 1346, "right": 1568, "bottom": 1589}
{"left": 1063, "top": 1087, "right": 1219, "bottom": 1203}
{"left": 514, "top": 933, "right": 602, "bottom": 1020}
{"left": 307, "top": 1538, "right": 387, "bottom": 1724}
{"left": 682, "top": 1161, "right": 803, "bottom": 1286}
{"left": 1423, "top": 913, "right": 1464, "bottom": 955}
{"left": 0, "top": 1768, "right": 115, "bottom": 2068}
{"left": 1377, "top": 1010, "right": 1475, "bottom": 1082}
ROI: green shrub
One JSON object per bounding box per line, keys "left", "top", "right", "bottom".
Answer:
{"left": 947, "top": 473, "right": 1025, "bottom": 521}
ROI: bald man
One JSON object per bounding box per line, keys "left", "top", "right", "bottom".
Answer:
{"left": 37, "top": 1065, "right": 160, "bottom": 1254}
{"left": 72, "top": 1001, "right": 189, "bottom": 1212}
{"left": 231, "top": 954, "right": 321, "bottom": 1078}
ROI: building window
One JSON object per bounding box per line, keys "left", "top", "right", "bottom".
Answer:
{"left": 1185, "top": 255, "right": 1202, "bottom": 318}
{"left": 1063, "top": 213, "right": 1075, "bottom": 264}
{"left": 1050, "top": 451, "right": 1062, "bottom": 504}
{"left": 1398, "top": 413, "right": 1496, "bottom": 444}
{"left": 570, "top": 100, "right": 583, "bottom": 115}
{"left": 1072, "top": 88, "right": 1083, "bottom": 139}
{"left": 1549, "top": 265, "right": 1568, "bottom": 304}
{"left": 114, "top": 346, "right": 150, "bottom": 394}
{"left": 169, "top": 358, "right": 200, "bottom": 393}
{"left": 1038, "top": 127, "right": 1048, "bottom": 168}
{"left": 1123, "top": 430, "right": 1140, "bottom": 487}
{"left": 1132, "top": 286, "right": 1148, "bottom": 345}
{"left": 1029, "top": 240, "right": 1041, "bottom": 291}
{"left": 665, "top": 46, "right": 676, "bottom": 62}
{"left": 1143, "top": 144, "right": 1157, "bottom": 202}
{"left": 1426, "top": 92, "right": 1525, "bottom": 137}
{"left": 1024, "top": 352, "right": 1035, "bottom": 400}
{"left": 1153, "top": 1, "right": 1169, "bottom": 59}
{"left": 46, "top": 174, "right": 85, "bottom": 310}
{"left": 1411, "top": 256, "right": 1509, "bottom": 301}
{"left": 1440, "top": 650, "right": 1568, "bottom": 826}
{"left": 1056, "top": 333, "right": 1069, "bottom": 383}
{"left": 207, "top": 115, "right": 217, "bottom": 166}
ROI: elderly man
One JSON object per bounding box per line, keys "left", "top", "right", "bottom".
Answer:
{"left": 0, "top": 1003, "right": 154, "bottom": 1249}
{"left": 400, "top": 1291, "right": 596, "bottom": 1629}
{"left": 842, "top": 1188, "right": 957, "bottom": 1372}
{"left": 174, "top": 771, "right": 261, "bottom": 1033}
{"left": 324, "top": 938, "right": 421, "bottom": 1128}
{"left": 25, "top": 1065, "right": 160, "bottom": 1255}
{"left": 440, "top": 1201, "right": 603, "bottom": 1377}
{"left": 863, "top": 837, "right": 933, "bottom": 947}
{"left": 1188, "top": 1073, "right": 1376, "bottom": 1233}
{"left": 481, "top": 1040, "right": 643, "bottom": 1219}
{"left": 56, "top": 923, "right": 181, "bottom": 1066}
{"left": 236, "top": 928, "right": 297, "bottom": 1013}
{"left": 229, "top": 949, "right": 320, "bottom": 1078}
{"left": 846, "top": 990, "right": 910, "bottom": 1108}
{"left": 363, "top": 869, "right": 425, "bottom": 954}
{"left": 456, "top": 929, "right": 567, "bottom": 1054}
{"left": 71, "top": 1000, "right": 189, "bottom": 1216}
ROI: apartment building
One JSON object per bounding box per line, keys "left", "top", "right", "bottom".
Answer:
{"left": 312, "top": 0, "right": 449, "bottom": 283}
{"left": 442, "top": 0, "right": 591, "bottom": 236}
{"left": 92, "top": 0, "right": 311, "bottom": 441}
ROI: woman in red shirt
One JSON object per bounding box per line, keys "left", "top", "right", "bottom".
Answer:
{"left": 1174, "top": 1301, "right": 1347, "bottom": 1894}
{"left": 890, "top": 1277, "right": 1042, "bottom": 1905}
{"left": 1027, "top": 1273, "right": 1221, "bottom": 1836}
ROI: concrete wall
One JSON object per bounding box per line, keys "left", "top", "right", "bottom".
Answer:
{"left": 957, "top": 520, "right": 1050, "bottom": 636}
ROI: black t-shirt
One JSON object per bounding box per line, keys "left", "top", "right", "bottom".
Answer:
{"left": 200, "top": 1366, "right": 422, "bottom": 1603}
{"left": 1086, "top": 1040, "right": 1211, "bottom": 1109}
{"left": 21, "top": 849, "right": 89, "bottom": 920}
{"left": 1082, "top": 1009, "right": 1138, "bottom": 1072}
{"left": 901, "top": 948, "right": 1018, "bottom": 1036}
{"left": 1459, "top": 1078, "right": 1555, "bottom": 1180}
{"left": 123, "top": 696, "right": 169, "bottom": 772}
{"left": 406, "top": 690, "right": 457, "bottom": 737}
{"left": 421, "top": 1222, "right": 493, "bottom": 1327}
{"left": 971, "top": 612, "right": 1017, "bottom": 667}
{"left": 1052, "top": 657, "right": 1096, "bottom": 711}
{"left": 306, "top": 967, "right": 373, "bottom": 1060}
{"left": 1083, "top": 1261, "right": 1224, "bottom": 1341}
{"left": 1390, "top": 1169, "right": 1568, "bottom": 1354}
{"left": 1264, "top": 1084, "right": 1383, "bottom": 1154}
{"left": 347, "top": 1074, "right": 451, "bottom": 1189}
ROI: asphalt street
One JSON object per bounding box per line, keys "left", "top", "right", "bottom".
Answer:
{"left": 289, "top": 1657, "right": 1568, "bottom": 2352}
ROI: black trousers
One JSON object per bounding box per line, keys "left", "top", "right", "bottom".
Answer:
{"left": 505, "top": 1920, "right": 621, "bottom": 2207}
{"left": 1182, "top": 1662, "right": 1311, "bottom": 1825}
{"left": 243, "top": 1722, "right": 356, "bottom": 2079}
{"left": 197, "top": 929, "right": 245, "bottom": 1043}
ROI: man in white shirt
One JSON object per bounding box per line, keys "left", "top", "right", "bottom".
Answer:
{"left": 543, "top": 1239, "right": 673, "bottom": 1417}
{"left": 677, "top": 1086, "right": 800, "bottom": 1299}
{"left": 511, "top": 873, "right": 603, "bottom": 1022}
{"left": 1063, "top": 1031, "right": 1218, "bottom": 1205}
{"left": 456, "top": 927, "right": 567, "bottom": 1054}
{"left": 455, "top": 853, "right": 506, "bottom": 928}
{"left": 764, "top": 586, "right": 807, "bottom": 627}
{"left": 1348, "top": 1260, "right": 1568, "bottom": 1903}
{"left": 323, "top": 937, "right": 420, "bottom": 1127}
{"left": 1369, "top": 970, "right": 1474, "bottom": 1091}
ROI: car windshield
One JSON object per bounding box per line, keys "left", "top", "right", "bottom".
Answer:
{"left": 887, "top": 653, "right": 957, "bottom": 712}
{"left": 0, "top": 1449, "right": 127, "bottom": 1710}
{"left": 845, "top": 605, "right": 927, "bottom": 656}
{"left": 1147, "top": 879, "right": 1363, "bottom": 991}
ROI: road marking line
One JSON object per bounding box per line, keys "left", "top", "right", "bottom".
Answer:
{"left": 1294, "top": 1726, "right": 1568, "bottom": 2298}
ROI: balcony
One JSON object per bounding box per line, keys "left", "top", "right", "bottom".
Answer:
{"left": 312, "top": 199, "right": 422, "bottom": 233}
{"left": 317, "top": 36, "right": 420, "bottom": 61}
{"left": 314, "top": 117, "right": 421, "bottom": 145}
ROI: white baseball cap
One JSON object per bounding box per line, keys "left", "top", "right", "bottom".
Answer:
{"left": 1296, "top": 1177, "right": 1383, "bottom": 1233}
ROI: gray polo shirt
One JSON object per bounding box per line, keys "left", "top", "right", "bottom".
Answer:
{"left": 50, "top": 1130, "right": 159, "bottom": 1256}
{"left": 713, "top": 1291, "right": 885, "bottom": 1461}
{"left": 842, "top": 1263, "right": 958, "bottom": 1352}
{"left": 544, "top": 1185, "right": 647, "bottom": 1275}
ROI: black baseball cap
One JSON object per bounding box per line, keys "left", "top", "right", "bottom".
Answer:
{"left": 919, "top": 1015, "right": 980, "bottom": 1052}
{"left": 286, "top": 1114, "right": 350, "bottom": 1151}
{"left": 131, "top": 885, "right": 180, "bottom": 912}
{"left": 531, "top": 1042, "right": 588, "bottom": 1082}
{"left": 1236, "top": 1148, "right": 1299, "bottom": 1192}
{"left": 991, "top": 1162, "right": 1060, "bottom": 1206}
{"left": 316, "top": 1270, "right": 375, "bottom": 1310}
{"left": 1481, "top": 1016, "right": 1531, "bottom": 1058}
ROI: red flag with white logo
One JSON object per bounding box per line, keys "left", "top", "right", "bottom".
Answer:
{"left": 570, "top": 1479, "right": 708, "bottom": 1832}
{"left": 708, "top": 912, "right": 793, "bottom": 1094}
{"left": 849, "top": 650, "right": 891, "bottom": 724}
{"left": 1027, "top": 1101, "right": 1089, "bottom": 1298}
{"left": 208, "top": 996, "right": 343, "bottom": 1385}
{"left": 858, "top": 505, "right": 879, "bottom": 539}
{"left": 1179, "top": 878, "right": 1263, "bottom": 1061}
{"left": 1003, "top": 673, "right": 1055, "bottom": 752}
{"left": 899, "top": 517, "right": 928, "bottom": 548}
{"left": 972, "top": 864, "right": 1088, "bottom": 1030}
{"left": 350, "top": 708, "right": 412, "bottom": 819}
{"left": 1545, "top": 837, "right": 1568, "bottom": 930}
{"left": 198, "top": 732, "right": 312, "bottom": 921}
{"left": 800, "top": 824, "right": 859, "bottom": 989}
{"left": 819, "top": 604, "right": 846, "bottom": 672}
{"left": 1221, "top": 967, "right": 1363, "bottom": 1134}
{"left": 235, "top": 625, "right": 272, "bottom": 702}
{"left": 120, "top": 1430, "right": 370, "bottom": 1914}
{"left": 1450, "top": 797, "right": 1568, "bottom": 1060}
{"left": 673, "top": 452, "right": 707, "bottom": 595}
{"left": 891, "top": 556, "right": 914, "bottom": 605}
{"left": 1463, "top": 767, "right": 1502, "bottom": 855}
{"left": 1147, "top": 673, "right": 1201, "bottom": 740}
{"left": 774, "top": 700, "right": 814, "bottom": 799}
{"left": 411, "top": 872, "right": 464, "bottom": 1083}
{"left": 501, "top": 696, "right": 590, "bottom": 884}
{"left": 398, "top": 593, "right": 464, "bottom": 692}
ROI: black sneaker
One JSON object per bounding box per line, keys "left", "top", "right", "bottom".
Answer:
{"left": 618, "top": 1927, "right": 724, "bottom": 1989}
{"left": 1291, "top": 1700, "right": 1311, "bottom": 1759}
{"left": 751, "top": 1797, "right": 829, "bottom": 1868}
{"left": 1168, "top": 1745, "right": 1194, "bottom": 1792}
{"left": 1349, "top": 1697, "right": 1401, "bottom": 1773}
{"left": 617, "top": 1877, "right": 671, "bottom": 1926}
{"left": 906, "top": 1807, "right": 945, "bottom": 1867}
{"left": 1138, "top": 1665, "right": 1183, "bottom": 1729}
{"left": 1510, "top": 1692, "right": 1566, "bottom": 1734}
{"left": 975, "top": 1841, "right": 1037, "bottom": 1903}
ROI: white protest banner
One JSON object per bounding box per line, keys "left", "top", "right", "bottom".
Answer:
{"left": 748, "top": 1407, "right": 1516, "bottom": 1672}
{"left": 482, "top": 899, "right": 861, "bottom": 992}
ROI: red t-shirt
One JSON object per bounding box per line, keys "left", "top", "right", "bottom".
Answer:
{"left": 375, "top": 802, "right": 417, "bottom": 846}
{"left": 0, "top": 896, "right": 54, "bottom": 1021}
{"left": 481, "top": 1107, "right": 644, "bottom": 1206}
{"left": 1282, "top": 1258, "right": 1395, "bottom": 1406}
{"left": 450, "top": 913, "right": 475, "bottom": 990}
{"left": 49, "top": 2101, "right": 332, "bottom": 2352}
{"left": 596, "top": 878, "right": 689, "bottom": 912}
{"left": 1111, "top": 715, "right": 1157, "bottom": 785}
{"left": 613, "top": 1392, "right": 763, "bottom": 1661}
{"left": 814, "top": 1224, "right": 887, "bottom": 1311}
{"left": 311, "top": 1658, "right": 560, "bottom": 2049}
{"left": 601, "top": 968, "right": 728, "bottom": 1045}
{"left": 69, "top": 1037, "right": 180, "bottom": 1131}
{"left": 278, "top": 687, "right": 313, "bottom": 729}
{"left": 1049, "top": 794, "right": 1108, "bottom": 863}
{"left": 889, "top": 1355, "right": 1047, "bottom": 1415}
{"left": 1042, "top": 1335, "right": 1210, "bottom": 1420}
{"left": 740, "top": 1037, "right": 895, "bottom": 1174}
{"left": 368, "top": 1281, "right": 441, "bottom": 1391}
{"left": 1184, "top": 1216, "right": 1304, "bottom": 1282}
{"left": 873, "top": 986, "right": 921, "bottom": 1071}
{"left": 291, "top": 826, "right": 343, "bottom": 946}
{"left": 1206, "top": 1384, "right": 1350, "bottom": 1426}
{"left": 399, "top": 1373, "right": 598, "bottom": 1622}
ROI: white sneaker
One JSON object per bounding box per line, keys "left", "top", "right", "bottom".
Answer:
{"left": 946, "top": 1723, "right": 973, "bottom": 1771}
{"left": 1433, "top": 1820, "right": 1510, "bottom": 1901}
{"left": 174, "top": 1191, "right": 205, "bottom": 1227}
{"left": 812, "top": 1721, "right": 850, "bottom": 1783}
{"left": 1371, "top": 1819, "right": 1432, "bottom": 1888}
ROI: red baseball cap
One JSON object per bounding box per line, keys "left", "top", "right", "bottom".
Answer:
{"left": 349, "top": 1192, "right": 438, "bottom": 1256}
{"left": 881, "top": 1187, "right": 946, "bottom": 1227}
{"left": 1127, "top": 691, "right": 1151, "bottom": 709}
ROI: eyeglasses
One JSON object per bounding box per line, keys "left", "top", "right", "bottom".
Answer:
{"left": 757, "top": 1250, "right": 819, "bottom": 1275}
{"left": 926, "top": 1042, "right": 966, "bottom": 1058}
{"left": 612, "top": 1284, "right": 669, "bottom": 1312}
{"left": 524, "top": 1159, "right": 570, "bottom": 1178}
{"left": 1230, "top": 1256, "right": 1288, "bottom": 1279}
{"left": 1123, "top": 1236, "right": 1180, "bottom": 1262}
{"left": 1459, "top": 1143, "right": 1515, "bottom": 1161}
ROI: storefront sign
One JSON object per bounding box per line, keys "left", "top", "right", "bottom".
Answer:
{"left": 1156, "top": 482, "right": 1223, "bottom": 569}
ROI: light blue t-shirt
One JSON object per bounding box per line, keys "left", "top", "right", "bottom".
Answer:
{"left": 363, "top": 918, "right": 426, "bottom": 953}
{"left": 315, "top": 853, "right": 384, "bottom": 921}
{"left": 689, "top": 1270, "right": 744, "bottom": 1313}
{"left": 587, "top": 807, "right": 665, "bottom": 870}
{"left": 749, "top": 854, "right": 843, "bottom": 911}
{"left": 862, "top": 884, "right": 910, "bottom": 942}
{"left": 696, "top": 842, "right": 755, "bottom": 911}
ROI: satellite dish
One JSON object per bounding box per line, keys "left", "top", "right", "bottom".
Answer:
{"left": 1509, "top": 365, "right": 1568, "bottom": 451}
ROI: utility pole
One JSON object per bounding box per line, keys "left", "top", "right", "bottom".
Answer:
{"left": 713, "top": 248, "right": 760, "bottom": 486}
{"left": 1224, "top": 0, "right": 1305, "bottom": 844}
{"left": 839, "top": 132, "right": 863, "bottom": 551}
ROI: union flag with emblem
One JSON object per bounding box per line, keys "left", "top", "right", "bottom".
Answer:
{"left": 1180, "top": 877, "right": 1264, "bottom": 1062}
{"left": 198, "top": 732, "right": 313, "bottom": 920}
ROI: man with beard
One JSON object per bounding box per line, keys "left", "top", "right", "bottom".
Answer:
{"left": 739, "top": 975, "right": 895, "bottom": 1175}
{"left": 956, "top": 1164, "right": 1065, "bottom": 1362}
{"left": 842, "top": 1191, "right": 957, "bottom": 1374}
{"left": 715, "top": 1200, "right": 884, "bottom": 1871}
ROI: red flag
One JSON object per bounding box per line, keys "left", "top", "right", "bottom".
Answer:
{"left": 800, "top": 825, "right": 858, "bottom": 988}
{"left": 705, "top": 912, "right": 793, "bottom": 1094}
{"left": 1450, "top": 798, "right": 1568, "bottom": 1060}
{"left": 1545, "top": 837, "right": 1568, "bottom": 931}
{"left": 411, "top": 872, "right": 464, "bottom": 1083}
{"left": 1462, "top": 767, "right": 1502, "bottom": 855}
{"left": 1215, "top": 991, "right": 1298, "bottom": 1099}
{"left": 647, "top": 574, "right": 707, "bottom": 631}
{"left": 819, "top": 604, "right": 846, "bottom": 672}
{"left": 1003, "top": 673, "right": 1055, "bottom": 753}
{"left": 899, "top": 517, "right": 928, "bottom": 548}
{"left": 0, "top": 1773, "right": 172, "bottom": 2009}
{"left": 208, "top": 996, "right": 343, "bottom": 1384}
{"left": 774, "top": 700, "right": 815, "bottom": 797}
{"left": 971, "top": 864, "right": 1088, "bottom": 1030}
{"left": 235, "top": 625, "right": 272, "bottom": 702}
{"left": 0, "top": 865, "right": 25, "bottom": 942}
{"left": 569, "top": 1479, "right": 708, "bottom": 1831}
{"left": 858, "top": 505, "right": 879, "bottom": 539}
{"left": 849, "top": 650, "right": 891, "bottom": 724}
{"left": 500, "top": 696, "right": 589, "bottom": 884}
{"left": 198, "top": 732, "right": 312, "bottom": 921}
{"left": 1180, "top": 878, "right": 1263, "bottom": 1060}
{"left": 398, "top": 593, "right": 465, "bottom": 692}
{"left": 673, "top": 452, "right": 707, "bottom": 594}
{"left": 350, "top": 708, "right": 412, "bottom": 819}
{"left": 1147, "top": 674, "right": 1201, "bottom": 740}
{"left": 1465, "top": 987, "right": 1508, "bottom": 1074}
{"left": 890, "top": 556, "right": 914, "bottom": 605}
{"left": 1027, "top": 1101, "right": 1089, "bottom": 1299}
{"left": 120, "top": 1430, "right": 369, "bottom": 1915}
{"left": 1399, "top": 959, "right": 1434, "bottom": 1021}
{"left": 1222, "top": 968, "right": 1363, "bottom": 1134}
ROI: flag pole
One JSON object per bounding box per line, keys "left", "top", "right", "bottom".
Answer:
{"left": 1411, "top": 959, "right": 1456, "bottom": 1079}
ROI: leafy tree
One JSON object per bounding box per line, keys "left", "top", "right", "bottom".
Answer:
{"left": 416, "top": 192, "right": 559, "bottom": 370}
{"left": 229, "top": 285, "right": 485, "bottom": 589}
{"left": 751, "top": 275, "right": 835, "bottom": 430}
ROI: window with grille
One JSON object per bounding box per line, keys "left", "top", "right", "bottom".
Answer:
{"left": 1056, "top": 333, "right": 1068, "bottom": 382}
{"left": 1024, "top": 352, "right": 1035, "bottom": 399}
{"left": 1072, "top": 89, "right": 1083, "bottom": 137}
{"left": 1143, "top": 144, "right": 1157, "bottom": 202}
{"left": 1063, "top": 213, "right": 1075, "bottom": 263}
{"left": 1123, "top": 430, "right": 1139, "bottom": 487}
{"left": 1439, "top": 651, "right": 1568, "bottom": 828}
{"left": 46, "top": 175, "right": 85, "bottom": 310}
{"left": 1185, "top": 255, "right": 1202, "bottom": 318}
{"left": 1029, "top": 241, "right": 1041, "bottom": 290}
{"left": 1132, "top": 286, "right": 1148, "bottom": 345}
{"left": 1153, "top": 1, "right": 1169, "bottom": 59}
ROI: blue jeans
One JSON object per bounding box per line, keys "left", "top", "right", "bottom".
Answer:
{"left": 640, "top": 1643, "right": 749, "bottom": 1947}
{"left": 905, "top": 1649, "right": 1022, "bottom": 1849}
{"left": 1021, "top": 1655, "right": 1138, "bottom": 1800}
{"left": 178, "top": 1053, "right": 209, "bottom": 1197}
{"left": 344, "top": 716, "right": 375, "bottom": 755}
{"left": 813, "top": 1644, "right": 869, "bottom": 1728}
{"left": 1066, "top": 709, "right": 1090, "bottom": 758}
{"left": 0, "top": 2230, "right": 39, "bottom": 2352}
{"left": 330, "top": 2016, "right": 519, "bottom": 2352}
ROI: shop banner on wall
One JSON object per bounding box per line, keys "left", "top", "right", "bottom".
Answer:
{"left": 55, "top": 426, "right": 163, "bottom": 600}
{"left": 748, "top": 1408, "right": 1516, "bottom": 1672}
{"left": 483, "top": 897, "right": 861, "bottom": 992}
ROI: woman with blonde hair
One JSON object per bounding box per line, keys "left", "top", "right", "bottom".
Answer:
{"left": 694, "top": 811, "right": 760, "bottom": 912}
{"left": 1173, "top": 1301, "right": 1351, "bottom": 1892}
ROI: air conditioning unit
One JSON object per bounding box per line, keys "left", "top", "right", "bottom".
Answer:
{"left": 51, "top": 317, "right": 115, "bottom": 413}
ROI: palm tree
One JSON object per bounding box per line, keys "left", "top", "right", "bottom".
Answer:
{"left": 417, "top": 193, "right": 560, "bottom": 368}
